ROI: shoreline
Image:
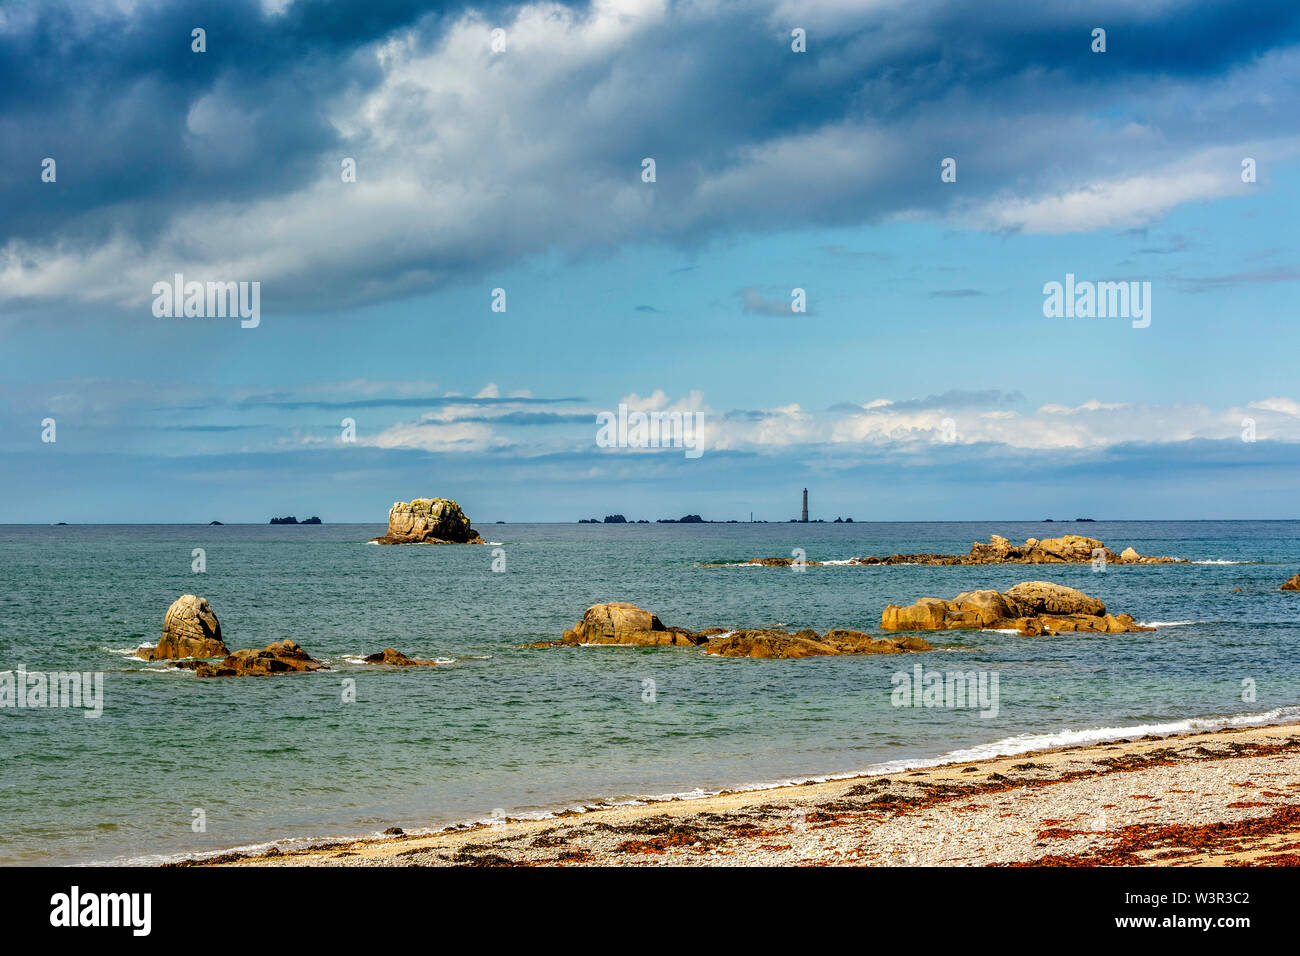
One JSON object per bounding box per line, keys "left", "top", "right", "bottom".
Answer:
{"left": 181, "top": 717, "right": 1300, "bottom": 868}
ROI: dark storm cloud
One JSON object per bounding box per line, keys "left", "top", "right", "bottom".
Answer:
{"left": 2, "top": 0, "right": 1298, "bottom": 311}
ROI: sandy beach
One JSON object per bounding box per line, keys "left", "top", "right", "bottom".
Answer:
{"left": 189, "top": 721, "right": 1300, "bottom": 867}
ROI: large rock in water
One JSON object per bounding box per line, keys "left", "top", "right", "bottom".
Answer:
{"left": 882, "top": 581, "right": 1150, "bottom": 635}
{"left": 1282, "top": 574, "right": 1300, "bottom": 591}
{"left": 561, "top": 602, "right": 703, "bottom": 646}
{"left": 1002, "top": 581, "right": 1106, "bottom": 616}
{"left": 139, "top": 594, "right": 229, "bottom": 660}
{"left": 182, "top": 639, "right": 326, "bottom": 678}
{"left": 369, "top": 498, "right": 485, "bottom": 545}
{"left": 543, "top": 603, "right": 931, "bottom": 658}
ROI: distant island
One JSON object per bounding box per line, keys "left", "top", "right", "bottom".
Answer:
{"left": 270, "top": 516, "right": 322, "bottom": 524}
{"left": 209, "top": 520, "right": 223, "bottom": 525}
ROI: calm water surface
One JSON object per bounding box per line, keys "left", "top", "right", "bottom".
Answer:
{"left": 1, "top": 520, "right": 1297, "bottom": 864}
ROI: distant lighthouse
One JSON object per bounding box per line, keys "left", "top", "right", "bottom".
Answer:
{"left": 801, "top": 488, "right": 808, "bottom": 523}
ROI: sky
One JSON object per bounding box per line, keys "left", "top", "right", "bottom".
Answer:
{"left": 1, "top": 0, "right": 1299, "bottom": 522}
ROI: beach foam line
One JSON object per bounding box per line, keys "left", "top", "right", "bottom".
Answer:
{"left": 116, "top": 705, "right": 1300, "bottom": 868}
{"left": 1136, "top": 620, "right": 1200, "bottom": 628}
{"left": 901, "top": 706, "right": 1300, "bottom": 768}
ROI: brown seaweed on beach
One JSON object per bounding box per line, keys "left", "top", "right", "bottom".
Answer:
{"left": 1011, "top": 804, "right": 1300, "bottom": 866}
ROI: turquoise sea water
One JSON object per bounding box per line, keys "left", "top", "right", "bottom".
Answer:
{"left": 1, "top": 520, "right": 1298, "bottom": 865}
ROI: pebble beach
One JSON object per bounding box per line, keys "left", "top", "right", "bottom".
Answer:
{"left": 194, "top": 722, "right": 1300, "bottom": 867}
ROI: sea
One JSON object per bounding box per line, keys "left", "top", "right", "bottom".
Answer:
{"left": 1, "top": 520, "right": 1297, "bottom": 865}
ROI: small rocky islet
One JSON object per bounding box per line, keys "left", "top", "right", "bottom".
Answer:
{"left": 369, "top": 498, "right": 485, "bottom": 545}
{"left": 711, "top": 534, "right": 1182, "bottom": 567}
{"left": 526, "top": 601, "right": 933, "bottom": 658}
{"left": 529, "top": 580, "right": 1149, "bottom": 660}
{"left": 137, "top": 594, "right": 439, "bottom": 678}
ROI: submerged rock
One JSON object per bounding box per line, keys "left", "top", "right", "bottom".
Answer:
{"left": 540, "top": 603, "right": 931, "bottom": 658}
{"left": 370, "top": 498, "right": 486, "bottom": 545}
{"left": 139, "top": 594, "right": 230, "bottom": 661}
{"left": 362, "top": 648, "right": 440, "bottom": 667}
{"left": 881, "top": 581, "right": 1151, "bottom": 636}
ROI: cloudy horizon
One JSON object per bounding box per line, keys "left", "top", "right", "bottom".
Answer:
{"left": 2, "top": 0, "right": 1298, "bottom": 522}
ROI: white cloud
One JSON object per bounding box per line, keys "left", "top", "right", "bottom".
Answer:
{"left": 1250, "top": 397, "right": 1300, "bottom": 416}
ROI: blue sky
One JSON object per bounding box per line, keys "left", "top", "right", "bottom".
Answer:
{"left": 2, "top": 0, "right": 1299, "bottom": 522}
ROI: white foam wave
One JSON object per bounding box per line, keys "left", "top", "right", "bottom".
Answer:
{"left": 1190, "top": 559, "right": 1242, "bottom": 565}
{"left": 1136, "top": 620, "right": 1199, "bottom": 628}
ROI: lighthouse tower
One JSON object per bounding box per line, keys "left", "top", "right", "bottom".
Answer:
{"left": 801, "top": 488, "right": 809, "bottom": 523}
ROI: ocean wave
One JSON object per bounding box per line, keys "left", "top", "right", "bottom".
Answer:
{"left": 1136, "top": 620, "right": 1200, "bottom": 628}
{"left": 912, "top": 706, "right": 1300, "bottom": 766}
{"left": 1189, "top": 559, "right": 1243, "bottom": 565}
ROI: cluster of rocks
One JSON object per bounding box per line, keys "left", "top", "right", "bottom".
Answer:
{"left": 529, "top": 602, "right": 932, "bottom": 659}
{"left": 881, "top": 581, "right": 1153, "bottom": 636}
{"left": 716, "top": 535, "right": 1182, "bottom": 567}
{"left": 370, "top": 498, "right": 485, "bottom": 545}
{"left": 138, "top": 595, "right": 439, "bottom": 678}
{"left": 172, "top": 639, "right": 327, "bottom": 678}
